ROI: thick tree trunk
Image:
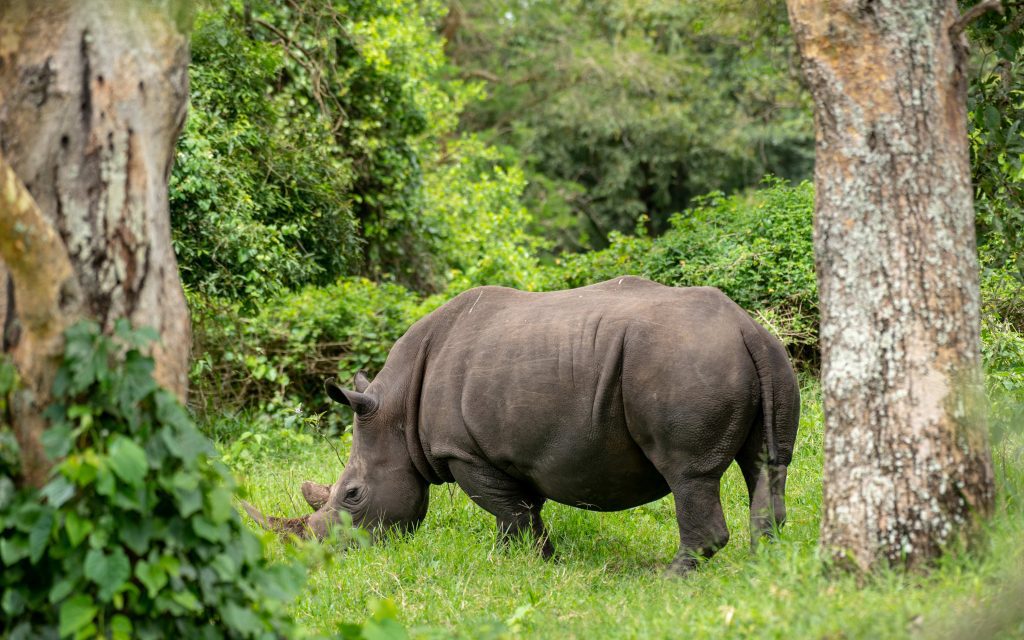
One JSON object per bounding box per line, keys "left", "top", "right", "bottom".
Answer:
{"left": 0, "top": 0, "right": 191, "bottom": 487}
{"left": 0, "top": 0, "right": 191, "bottom": 399}
{"left": 786, "top": 0, "right": 995, "bottom": 570}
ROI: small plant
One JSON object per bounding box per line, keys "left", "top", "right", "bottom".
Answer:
{"left": 0, "top": 320, "right": 304, "bottom": 638}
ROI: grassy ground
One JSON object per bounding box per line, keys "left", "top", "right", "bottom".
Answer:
{"left": 227, "top": 383, "right": 1024, "bottom": 639}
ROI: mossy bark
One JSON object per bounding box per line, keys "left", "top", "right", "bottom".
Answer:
{"left": 786, "top": 0, "right": 995, "bottom": 570}
{"left": 0, "top": 0, "right": 191, "bottom": 486}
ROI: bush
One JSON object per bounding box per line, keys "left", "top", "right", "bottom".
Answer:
{"left": 190, "top": 278, "right": 435, "bottom": 415}
{"left": 172, "top": 10, "right": 359, "bottom": 309}
{"left": 0, "top": 322, "right": 303, "bottom": 639}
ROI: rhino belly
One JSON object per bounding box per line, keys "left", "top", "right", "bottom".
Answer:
{"left": 522, "top": 441, "right": 670, "bottom": 512}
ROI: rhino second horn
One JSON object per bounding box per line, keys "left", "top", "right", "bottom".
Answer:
{"left": 301, "top": 481, "right": 331, "bottom": 510}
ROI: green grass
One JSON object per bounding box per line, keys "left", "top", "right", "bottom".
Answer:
{"left": 225, "top": 383, "right": 1024, "bottom": 639}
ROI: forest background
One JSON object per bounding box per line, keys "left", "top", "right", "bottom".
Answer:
{"left": 175, "top": 0, "right": 1023, "bottom": 425}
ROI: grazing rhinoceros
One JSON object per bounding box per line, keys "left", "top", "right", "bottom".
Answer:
{"left": 243, "top": 276, "right": 799, "bottom": 574}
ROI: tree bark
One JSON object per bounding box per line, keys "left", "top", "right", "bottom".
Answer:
{"left": 0, "top": 0, "right": 192, "bottom": 400}
{"left": 786, "top": 0, "right": 995, "bottom": 571}
{"left": 0, "top": 0, "right": 192, "bottom": 486}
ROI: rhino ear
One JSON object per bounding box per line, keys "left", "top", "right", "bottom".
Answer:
{"left": 325, "top": 378, "right": 378, "bottom": 416}
{"left": 354, "top": 370, "right": 371, "bottom": 393}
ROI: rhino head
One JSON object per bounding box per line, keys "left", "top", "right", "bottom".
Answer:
{"left": 240, "top": 371, "right": 429, "bottom": 540}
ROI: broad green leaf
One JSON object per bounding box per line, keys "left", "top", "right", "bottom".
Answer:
{"left": 84, "top": 547, "right": 131, "bottom": 602}
{"left": 65, "top": 511, "right": 93, "bottom": 547}
{"left": 1, "top": 587, "right": 25, "bottom": 616}
{"left": 49, "top": 576, "right": 76, "bottom": 604}
{"left": 95, "top": 464, "right": 116, "bottom": 497}
{"left": 110, "top": 615, "right": 133, "bottom": 640}
{"left": 170, "top": 589, "right": 202, "bottom": 613}
{"left": 41, "top": 476, "right": 75, "bottom": 508}
{"left": 28, "top": 510, "right": 54, "bottom": 564}
{"left": 206, "top": 486, "right": 234, "bottom": 524}
{"left": 119, "top": 519, "right": 152, "bottom": 555}
{"left": 135, "top": 560, "right": 168, "bottom": 597}
{"left": 221, "top": 602, "right": 264, "bottom": 635}
{"left": 58, "top": 594, "right": 97, "bottom": 638}
{"left": 41, "top": 423, "right": 73, "bottom": 460}
{"left": 210, "top": 553, "right": 237, "bottom": 581}
{"left": 107, "top": 436, "right": 149, "bottom": 487}
{"left": 1, "top": 535, "right": 29, "bottom": 564}
{"left": 192, "top": 516, "right": 229, "bottom": 542}
{"left": 113, "top": 351, "right": 157, "bottom": 412}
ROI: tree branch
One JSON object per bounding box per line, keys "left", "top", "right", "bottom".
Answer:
{"left": 951, "top": 0, "right": 1004, "bottom": 37}
{"left": 0, "top": 156, "right": 78, "bottom": 336}
{"left": 0, "top": 153, "right": 79, "bottom": 487}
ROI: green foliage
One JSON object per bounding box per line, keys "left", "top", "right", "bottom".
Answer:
{"left": 967, "top": 3, "right": 1024, "bottom": 278}
{"left": 980, "top": 247, "right": 1024, "bottom": 441}
{"left": 448, "top": 0, "right": 813, "bottom": 249}
{"left": 190, "top": 278, "right": 432, "bottom": 413}
{"left": 172, "top": 0, "right": 497, "bottom": 297}
{"left": 172, "top": 8, "right": 359, "bottom": 308}
{"left": 0, "top": 322, "right": 303, "bottom": 639}
{"left": 421, "top": 137, "right": 548, "bottom": 293}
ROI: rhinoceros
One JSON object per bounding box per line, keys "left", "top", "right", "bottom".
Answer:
{"left": 243, "top": 276, "right": 800, "bottom": 574}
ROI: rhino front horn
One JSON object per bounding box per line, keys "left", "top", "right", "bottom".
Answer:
{"left": 239, "top": 499, "right": 314, "bottom": 539}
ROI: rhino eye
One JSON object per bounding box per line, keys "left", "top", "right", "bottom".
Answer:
{"left": 344, "top": 486, "right": 360, "bottom": 501}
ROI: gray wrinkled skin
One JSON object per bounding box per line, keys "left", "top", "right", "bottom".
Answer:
{"left": 243, "top": 276, "right": 800, "bottom": 575}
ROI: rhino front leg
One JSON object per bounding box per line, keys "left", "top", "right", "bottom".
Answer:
{"left": 667, "top": 475, "right": 730, "bottom": 576}
{"left": 449, "top": 460, "right": 554, "bottom": 559}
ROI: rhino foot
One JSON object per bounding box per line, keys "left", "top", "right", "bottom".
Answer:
{"left": 665, "top": 555, "right": 700, "bottom": 578}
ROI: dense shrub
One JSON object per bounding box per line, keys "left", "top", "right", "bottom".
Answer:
{"left": 172, "top": 1, "right": 499, "bottom": 298}
{"left": 172, "top": 10, "right": 359, "bottom": 308}
{"left": 190, "top": 278, "right": 433, "bottom": 414}
{"left": 0, "top": 322, "right": 303, "bottom": 639}
{"left": 966, "top": 4, "right": 1024, "bottom": 279}
{"left": 422, "top": 137, "right": 548, "bottom": 293}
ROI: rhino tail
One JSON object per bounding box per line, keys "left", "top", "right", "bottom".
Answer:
{"left": 239, "top": 499, "right": 314, "bottom": 539}
{"left": 739, "top": 318, "right": 799, "bottom": 539}
{"left": 740, "top": 324, "right": 779, "bottom": 467}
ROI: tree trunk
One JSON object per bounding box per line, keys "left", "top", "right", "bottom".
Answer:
{"left": 0, "top": 0, "right": 191, "bottom": 397}
{"left": 0, "top": 0, "right": 192, "bottom": 486}
{"left": 786, "top": 0, "right": 995, "bottom": 571}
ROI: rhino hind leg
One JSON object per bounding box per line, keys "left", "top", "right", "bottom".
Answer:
{"left": 736, "top": 439, "right": 788, "bottom": 550}
{"left": 666, "top": 475, "right": 730, "bottom": 576}
{"left": 448, "top": 460, "right": 555, "bottom": 559}
{"left": 497, "top": 500, "right": 554, "bottom": 559}
{"left": 301, "top": 481, "right": 332, "bottom": 510}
